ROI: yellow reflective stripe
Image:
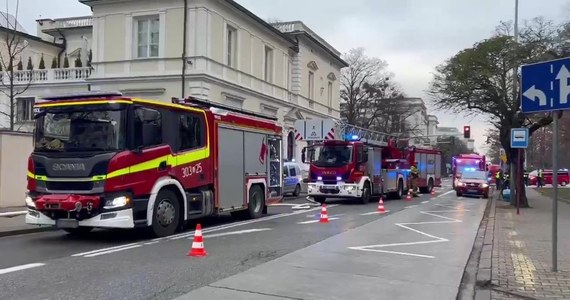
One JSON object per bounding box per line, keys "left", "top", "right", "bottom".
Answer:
{"left": 35, "top": 175, "right": 48, "bottom": 181}
{"left": 175, "top": 148, "right": 209, "bottom": 166}
{"left": 106, "top": 168, "right": 130, "bottom": 179}
{"left": 35, "top": 100, "right": 132, "bottom": 108}
{"left": 27, "top": 171, "right": 34, "bottom": 178}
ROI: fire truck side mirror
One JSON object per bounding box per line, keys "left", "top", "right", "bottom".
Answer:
{"left": 301, "top": 147, "right": 306, "bottom": 163}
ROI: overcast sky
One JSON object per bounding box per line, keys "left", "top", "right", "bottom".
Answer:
{"left": 8, "top": 0, "right": 570, "bottom": 153}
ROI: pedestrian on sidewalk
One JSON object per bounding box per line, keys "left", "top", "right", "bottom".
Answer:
{"left": 537, "top": 169, "right": 544, "bottom": 188}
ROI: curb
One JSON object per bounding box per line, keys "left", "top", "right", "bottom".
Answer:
{"left": 0, "top": 226, "right": 55, "bottom": 238}
{"left": 457, "top": 192, "right": 494, "bottom": 300}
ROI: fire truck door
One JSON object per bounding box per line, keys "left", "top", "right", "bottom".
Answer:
{"left": 366, "top": 147, "right": 382, "bottom": 191}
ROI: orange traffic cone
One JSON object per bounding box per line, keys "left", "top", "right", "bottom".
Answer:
{"left": 187, "top": 224, "right": 207, "bottom": 257}
{"left": 405, "top": 189, "right": 412, "bottom": 201}
{"left": 377, "top": 197, "right": 386, "bottom": 213}
{"left": 431, "top": 189, "right": 436, "bottom": 196}
{"left": 319, "top": 204, "right": 329, "bottom": 223}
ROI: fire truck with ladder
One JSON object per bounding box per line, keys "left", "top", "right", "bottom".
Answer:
{"left": 25, "top": 92, "right": 284, "bottom": 237}
{"left": 295, "top": 119, "right": 442, "bottom": 204}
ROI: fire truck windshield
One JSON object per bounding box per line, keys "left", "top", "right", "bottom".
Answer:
{"left": 34, "top": 109, "right": 126, "bottom": 152}
{"left": 311, "top": 144, "right": 353, "bottom": 167}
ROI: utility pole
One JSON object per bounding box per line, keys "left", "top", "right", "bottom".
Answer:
{"left": 510, "top": 0, "right": 520, "bottom": 199}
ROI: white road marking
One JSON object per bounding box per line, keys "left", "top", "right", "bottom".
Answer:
{"left": 0, "top": 211, "right": 27, "bottom": 217}
{"left": 83, "top": 245, "right": 142, "bottom": 258}
{"left": 71, "top": 243, "right": 141, "bottom": 257}
{"left": 298, "top": 217, "right": 340, "bottom": 224}
{"left": 70, "top": 204, "right": 338, "bottom": 258}
{"left": 349, "top": 204, "right": 470, "bottom": 259}
{"left": 405, "top": 205, "right": 418, "bottom": 209}
{"left": 204, "top": 228, "right": 271, "bottom": 238}
{"left": 436, "top": 190, "right": 454, "bottom": 198}
{"left": 0, "top": 263, "right": 45, "bottom": 275}
{"left": 169, "top": 204, "right": 339, "bottom": 240}
{"left": 360, "top": 210, "right": 390, "bottom": 216}
{"left": 421, "top": 201, "right": 429, "bottom": 204}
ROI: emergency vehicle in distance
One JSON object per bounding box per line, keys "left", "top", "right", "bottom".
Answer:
{"left": 451, "top": 153, "right": 486, "bottom": 188}
{"left": 25, "top": 92, "right": 284, "bottom": 237}
{"left": 295, "top": 119, "right": 442, "bottom": 204}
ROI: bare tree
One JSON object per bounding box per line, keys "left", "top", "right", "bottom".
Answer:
{"left": 340, "top": 47, "right": 407, "bottom": 132}
{"left": 0, "top": 0, "right": 33, "bottom": 131}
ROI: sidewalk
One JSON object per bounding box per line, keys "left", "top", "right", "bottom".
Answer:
{"left": 487, "top": 188, "right": 570, "bottom": 299}
{"left": 0, "top": 206, "right": 52, "bottom": 237}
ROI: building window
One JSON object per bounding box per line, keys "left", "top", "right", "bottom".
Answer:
{"left": 308, "top": 71, "right": 315, "bottom": 100}
{"left": 16, "top": 97, "right": 34, "bottom": 122}
{"left": 327, "top": 81, "right": 333, "bottom": 107}
{"left": 287, "top": 131, "right": 294, "bottom": 161}
{"left": 226, "top": 25, "right": 237, "bottom": 67}
{"left": 135, "top": 16, "right": 160, "bottom": 58}
{"left": 179, "top": 113, "right": 205, "bottom": 151}
{"left": 264, "top": 46, "right": 273, "bottom": 83}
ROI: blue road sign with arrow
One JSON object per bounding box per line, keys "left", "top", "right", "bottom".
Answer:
{"left": 521, "top": 57, "right": 570, "bottom": 113}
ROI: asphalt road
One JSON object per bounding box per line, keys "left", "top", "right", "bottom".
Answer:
{"left": 0, "top": 183, "right": 471, "bottom": 300}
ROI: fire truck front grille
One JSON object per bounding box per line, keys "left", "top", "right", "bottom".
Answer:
{"left": 323, "top": 180, "right": 337, "bottom": 185}
{"left": 46, "top": 181, "right": 94, "bottom": 191}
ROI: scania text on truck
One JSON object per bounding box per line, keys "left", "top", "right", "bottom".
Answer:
{"left": 25, "top": 92, "right": 284, "bottom": 237}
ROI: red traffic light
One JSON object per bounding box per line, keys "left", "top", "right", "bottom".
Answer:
{"left": 463, "top": 126, "right": 471, "bottom": 138}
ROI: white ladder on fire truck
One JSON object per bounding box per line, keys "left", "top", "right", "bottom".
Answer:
{"left": 335, "top": 120, "right": 401, "bottom": 147}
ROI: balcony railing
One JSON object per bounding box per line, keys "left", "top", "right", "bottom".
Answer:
{"left": 0, "top": 67, "right": 93, "bottom": 85}
{"left": 45, "top": 16, "right": 93, "bottom": 29}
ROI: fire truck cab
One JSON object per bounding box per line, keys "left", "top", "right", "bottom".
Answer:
{"left": 25, "top": 92, "right": 284, "bottom": 237}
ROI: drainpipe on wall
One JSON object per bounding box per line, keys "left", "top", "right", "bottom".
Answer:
{"left": 181, "top": 0, "right": 188, "bottom": 98}
{"left": 56, "top": 29, "right": 67, "bottom": 68}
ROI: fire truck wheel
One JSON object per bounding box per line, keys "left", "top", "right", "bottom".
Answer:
{"left": 152, "top": 189, "right": 181, "bottom": 237}
{"left": 428, "top": 178, "right": 434, "bottom": 193}
{"left": 247, "top": 185, "right": 265, "bottom": 219}
{"left": 293, "top": 184, "right": 301, "bottom": 197}
{"left": 360, "top": 182, "right": 371, "bottom": 204}
{"left": 397, "top": 180, "right": 404, "bottom": 199}
{"left": 63, "top": 227, "right": 93, "bottom": 235}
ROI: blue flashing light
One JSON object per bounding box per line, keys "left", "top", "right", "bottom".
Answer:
{"left": 317, "top": 176, "right": 323, "bottom": 181}
{"left": 336, "top": 176, "right": 342, "bottom": 181}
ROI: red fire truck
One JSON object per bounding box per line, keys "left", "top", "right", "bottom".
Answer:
{"left": 25, "top": 92, "right": 284, "bottom": 237}
{"left": 451, "top": 153, "right": 486, "bottom": 188}
{"left": 296, "top": 120, "right": 442, "bottom": 203}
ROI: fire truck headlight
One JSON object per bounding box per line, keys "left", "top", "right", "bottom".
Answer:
{"left": 104, "top": 196, "right": 131, "bottom": 209}
{"left": 336, "top": 176, "right": 342, "bottom": 181}
{"left": 344, "top": 185, "right": 356, "bottom": 191}
{"left": 317, "top": 176, "right": 323, "bottom": 181}
{"left": 25, "top": 193, "right": 35, "bottom": 208}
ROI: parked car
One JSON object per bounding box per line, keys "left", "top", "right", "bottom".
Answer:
{"left": 283, "top": 161, "right": 302, "bottom": 196}
{"left": 455, "top": 170, "right": 490, "bottom": 198}
{"left": 528, "top": 169, "right": 570, "bottom": 186}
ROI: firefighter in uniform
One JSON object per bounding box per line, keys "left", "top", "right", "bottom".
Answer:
{"left": 495, "top": 171, "right": 502, "bottom": 190}
{"left": 410, "top": 162, "right": 419, "bottom": 197}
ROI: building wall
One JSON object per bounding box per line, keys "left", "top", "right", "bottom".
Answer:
{"left": 296, "top": 37, "right": 341, "bottom": 117}
{"left": 0, "top": 131, "right": 33, "bottom": 208}
{"left": 0, "top": 36, "right": 60, "bottom": 70}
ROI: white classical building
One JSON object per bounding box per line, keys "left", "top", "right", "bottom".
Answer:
{"left": 0, "top": 0, "right": 347, "bottom": 163}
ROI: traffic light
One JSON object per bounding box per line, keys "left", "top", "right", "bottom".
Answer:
{"left": 463, "top": 126, "right": 471, "bottom": 139}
